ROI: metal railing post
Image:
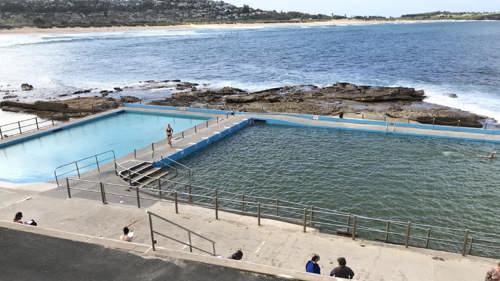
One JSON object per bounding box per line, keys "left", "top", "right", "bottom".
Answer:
{"left": 346, "top": 215, "right": 351, "bottom": 233}
{"left": 114, "top": 162, "right": 118, "bottom": 176}
{"left": 188, "top": 231, "right": 193, "bottom": 252}
{"left": 216, "top": 116, "right": 219, "bottom": 123}
{"left": 425, "top": 228, "right": 431, "bottom": 248}
{"left": 182, "top": 131, "right": 184, "bottom": 138}
{"left": 66, "top": 178, "right": 71, "bottom": 199}
{"left": 151, "top": 143, "right": 155, "bottom": 154}
{"left": 275, "top": 199, "right": 279, "bottom": 216}
{"left": 35, "top": 117, "right": 39, "bottom": 130}
{"left": 148, "top": 212, "right": 156, "bottom": 251}
{"left": 206, "top": 121, "right": 209, "bottom": 128}
{"left": 303, "top": 208, "right": 307, "bottom": 233}
{"left": 257, "top": 202, "right": 261, "bottom": 226}
{"left": 136, "top": 187, "right": 141, "bottom": 208}
{"left": 158, "top": 179, "right": 162, "bottom": 198}
{"left": 194, "top": 125, "right": 197, "bottom": 134}
{"left": 75, "top": 162, "right": 81, "bottom": 178}
{"left": 17, "top": 121, "right": 21, "bottom": 134}
{"left": 352, "top": 216, "right": 357, "bottom": 240}
{"left": 468, "top": 237, "right": 473, "bottom": 255}
{"left": 241, "top": 194, "right": 245, "bottom": 212}
{"left": 405, "top": 221, "right": 412, "bottom": 248}
{"left": 188, "top": 186, "right": 192, "bottom": 203}
{"left": 99, "top": 182, "right": 107, "bottom": 204}
{"left": 0, "top": 127, "right": 3, "bottom": 139}
{"left": 51, "top": 119, "right": 55, "bottom": 126}
{"left": 174, "top": 192, "right": 179, "bottom": 214}
{"left": 462, "top": 230, "right": 469, "bottom": 256}
{"left": 95, "top": 155, "right": 100, "bottom": 173}
{"left": 134, "top": 149, "right": 137, "bottom": 159}
{"left": 384, "top": 221, "right": 390, "bottom": 242}
{"left": 309, "top": 206, "right": 314, "bottom": 226}
{"left": 214, "top": 190, "right": 219, "bottom": 220}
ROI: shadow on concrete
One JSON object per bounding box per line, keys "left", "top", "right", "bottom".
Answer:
{"left": 0, "top": 227, "right": 296, "bottom": 281}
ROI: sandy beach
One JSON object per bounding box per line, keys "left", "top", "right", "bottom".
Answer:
{"left": 0, "top": 19, "right": 447, "bottom": 34}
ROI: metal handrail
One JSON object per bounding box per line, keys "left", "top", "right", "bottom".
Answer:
{"left": 53, "top": 150, "right": 116, "bottom": 186}
{"left": 0, "top": 117, "right": 56, "bottom": 139}
{"left": 158, "top": 156, "right": 193, "bottom": 174}
{"left": 147, "top": 210, "right": 216, "bottom": 256}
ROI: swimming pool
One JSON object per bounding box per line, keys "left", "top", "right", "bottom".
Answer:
{"left": 179, "top": 123, "right": 500, "bottom": 240}
{"left": 0, "top": 110, "right": 208, "bottom": 183}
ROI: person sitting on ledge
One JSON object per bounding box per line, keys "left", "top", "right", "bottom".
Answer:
{"left": 13, "top": 212, "right": 37, "bottom": 226}
{"left": 13, "top": 212, "right": 23, "bottom": 224}
{"left": 229, "top": 250, "right": 243, "bottom": 260}
{"left": 305, "top": 254, "right": 321, "bottom": 274}
{"left": 485, "top": 261, "right": 500, "bottom": 281}
{"left": 120, "top": 227, "right": 134, "bottom": 242}
{"left": 330, "top": 257, "right": 355, "bottom": 279}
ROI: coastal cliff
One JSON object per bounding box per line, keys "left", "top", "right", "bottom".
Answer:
{"left": 0, "top": 0, "right": 330, "bottom": 29}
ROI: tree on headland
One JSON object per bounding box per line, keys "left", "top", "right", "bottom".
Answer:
{"left": 242, "top": 4, "right": 250, "bottom": 14}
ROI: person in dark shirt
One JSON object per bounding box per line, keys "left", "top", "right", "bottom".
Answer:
{"left": 229, "top": 250, "right": 243, "bottom": 260}
{"left": 305, "top": 254, "right": 321, "bottom": 274}
{"left": 330, "top": 257, "right": 354, "bottom": 279}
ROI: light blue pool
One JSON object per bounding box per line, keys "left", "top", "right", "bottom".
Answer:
{"left": 0, "top": 110, "right": 208, "bottom": 183}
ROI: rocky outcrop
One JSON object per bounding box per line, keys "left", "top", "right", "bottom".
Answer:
{"left": 21, "top": 83, "right": 33, "bottom": 91}
{"left": 0, "top": 97, "right": 120, "bottom": 120}
{"left": 150, "top": 82, "right": 488, "bottom": 127}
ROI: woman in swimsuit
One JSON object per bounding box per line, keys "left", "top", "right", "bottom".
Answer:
{"left": 166, "top": 124, "right": 173, "bottom": 148}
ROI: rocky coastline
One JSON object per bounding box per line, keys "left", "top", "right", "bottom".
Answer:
{"left": 0, "top": 80, "right": 490, "bottom": 128}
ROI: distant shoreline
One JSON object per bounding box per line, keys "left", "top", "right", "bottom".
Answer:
{"left": 0, "top": 19, "right": 485, "bottom": 34}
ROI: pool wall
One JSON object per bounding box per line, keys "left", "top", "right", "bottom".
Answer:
{"left": 154, "top": 118, "right": 252, "bottom": 167}
{"left": 124, "top": 103, "right": 500, "bottom": 136}
{"left": 260, "top": 118, "right": 500, "bottom": 144}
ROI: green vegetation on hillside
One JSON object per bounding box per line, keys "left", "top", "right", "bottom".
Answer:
{"left": 401, "top": 11, "right": 500, "bottom": 20}
{"left": 0, "top": 0, "right": 331, "bottom": 29}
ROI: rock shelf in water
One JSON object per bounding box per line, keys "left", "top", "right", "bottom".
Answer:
{"left": 0, "top": 80, "right": 489, "bottom": 127}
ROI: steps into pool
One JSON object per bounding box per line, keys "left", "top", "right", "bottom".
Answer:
{"left": 117, "top": 160, "right": 171, "bottom": 188}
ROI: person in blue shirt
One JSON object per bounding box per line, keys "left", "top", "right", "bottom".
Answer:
{"left": 305, "top": 254, "right": 321, "bottom": 274}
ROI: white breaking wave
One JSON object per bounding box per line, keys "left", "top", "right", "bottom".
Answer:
{"left": 0, "top": 29, "right": 204, "bottom": 48}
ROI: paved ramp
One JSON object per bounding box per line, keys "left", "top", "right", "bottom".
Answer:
{"left": 0, "top": 227, "right": 296, "bottom": 281}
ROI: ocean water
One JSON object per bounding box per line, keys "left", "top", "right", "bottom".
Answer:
{"left": 1, "top": 22, "right": 500, "bottom": 121}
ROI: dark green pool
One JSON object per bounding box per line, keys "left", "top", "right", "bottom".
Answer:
{"left": 179, "top": 123, "right": 500, "bottom": 255}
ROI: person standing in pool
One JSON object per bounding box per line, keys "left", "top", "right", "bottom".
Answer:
{"left": 166, "top": 124, "right": 173, "bottom": 148}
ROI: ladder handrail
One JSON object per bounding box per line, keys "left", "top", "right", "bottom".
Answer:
{"left": 159, "top": 156, "right": 193, "bottom": 173}
{"left": 147, "top": 210, "right": 216, "bottom": 255}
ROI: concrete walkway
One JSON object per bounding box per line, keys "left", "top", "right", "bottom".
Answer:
{"left": 0, "top": 187, "right": 494, "bottom": 281}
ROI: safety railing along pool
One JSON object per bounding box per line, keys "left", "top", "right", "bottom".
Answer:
{"left": 53, "top": 150, "right": 117, "bottom": 186}
{"left": 62, "top": 176, "right": 500, "bottom": 259}
{"left": 0, "top": 117, "right": 55, "bottom": 140}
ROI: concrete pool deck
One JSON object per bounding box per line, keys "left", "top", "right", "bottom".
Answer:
{"left": 1, "top": 106, "right": 499, "bottom": 280}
